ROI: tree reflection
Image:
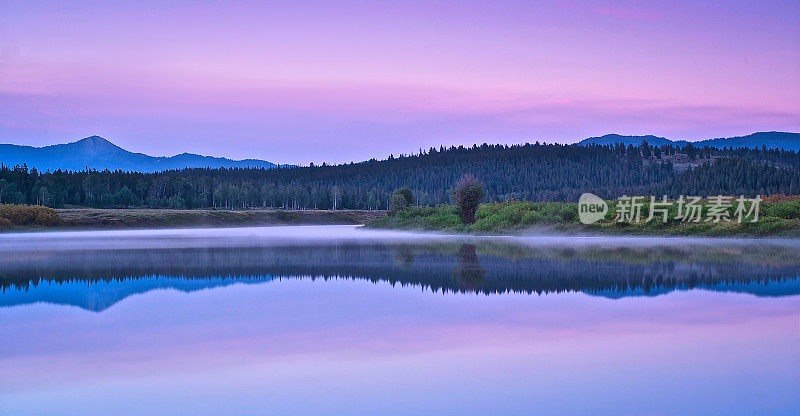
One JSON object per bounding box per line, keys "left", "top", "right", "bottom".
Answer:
{"left": 2, "top": 241, "right": 800, "bottom": 309}
{"left": 392, "top": 247, "right": 415, "bottom": 270}
{"left": 453, "top": 244, "right": 485, "bottom": 290}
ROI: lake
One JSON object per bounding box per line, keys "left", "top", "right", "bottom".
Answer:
{"left": 1, "top": 225, "right": 799, "bottom": 415}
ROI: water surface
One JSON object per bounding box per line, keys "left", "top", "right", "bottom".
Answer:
{"left": 1, "top": 226, "right": 799, "bottom": 415}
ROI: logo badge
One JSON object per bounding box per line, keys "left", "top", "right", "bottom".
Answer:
{"left": 578, "top": 193, "right": 608, "bottom": 224}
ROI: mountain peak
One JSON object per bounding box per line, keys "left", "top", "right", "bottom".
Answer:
{"left": 69, "top": 135, "right": 127, "bottom": 157}
{"left": 76, "top": 135, "right": 116, "bottom": 146}
{"left": 0, "top": 135, "right": 278, "bottom": 172}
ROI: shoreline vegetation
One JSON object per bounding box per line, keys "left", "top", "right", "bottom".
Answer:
{"left": 365, "top": 192, "right": 800, "bottom": 237}
{"left": 0, "top": 205, "right": 385, "bottom": 231}
{"left": 1, "top": 196, "right": 798, "bottom": 237}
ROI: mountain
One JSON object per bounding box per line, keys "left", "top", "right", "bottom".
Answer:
{"left": 578, "top": 131, "right": 800, "bottom": 151}
{"left": 3, "top": 132, "right": 796, "bottom": 173}
{"left": 0, "top": 136, "right": 278, "bottom": 172}
{"left": 578, "top": 134, "right": 682, "bottom": 147}
{"left": 693, "top": 132, "right": 800, "bottom": 150}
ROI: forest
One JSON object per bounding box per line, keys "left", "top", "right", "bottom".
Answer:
{"left": 1, "top": 141, "right": 799, "bottom": 210}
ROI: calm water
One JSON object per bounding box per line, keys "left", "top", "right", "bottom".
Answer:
{"left": 1, "top": 225, "right": 799, "bottom": 415}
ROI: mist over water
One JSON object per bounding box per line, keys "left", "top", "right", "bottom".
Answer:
{"left": 1, "top": 226, "right": 799, "bottom": 415}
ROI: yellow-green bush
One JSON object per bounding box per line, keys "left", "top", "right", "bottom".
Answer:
{"left": 0, "top": 204, "right": 62, "bottom": 227}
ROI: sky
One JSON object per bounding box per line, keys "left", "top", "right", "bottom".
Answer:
{"left": 1, "top": 0, "right": 798, "bottom": 164}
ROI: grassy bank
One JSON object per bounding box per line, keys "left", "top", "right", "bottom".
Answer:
{"left": 366, "top": 198, "right": 800, "bottom": 237}
{"left": 0, "top": 206, "right": 386, "bottom": 231}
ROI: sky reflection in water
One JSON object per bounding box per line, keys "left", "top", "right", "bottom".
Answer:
{"left": 1, "top": 226, "right": 798, "bottom": 415}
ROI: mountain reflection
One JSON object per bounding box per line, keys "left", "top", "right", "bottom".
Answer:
{"left": 2, "top": 240, "right": 799, "bottom": 311}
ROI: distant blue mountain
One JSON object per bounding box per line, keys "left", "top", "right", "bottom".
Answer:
{"left": 693, "top": 132, "right": 800, "bottom": 150}
{"left": 0, "top": 135, "right": 279, "bottom": 172}
{"left": 577, "top": 131, "right": 800, "bottom": 151}
{"left": 578, "top": 134, "right": 679, "bottom": 147}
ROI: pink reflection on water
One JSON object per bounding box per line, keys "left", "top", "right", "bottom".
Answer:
{"left": 1, "top": 278, "right": 798, "bottom": 415}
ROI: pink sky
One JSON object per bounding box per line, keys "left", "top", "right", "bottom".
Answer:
{"left": 1, "top": 0, "right": 798, "bottom": 164}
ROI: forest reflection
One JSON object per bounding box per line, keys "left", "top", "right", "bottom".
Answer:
{"left": 2, "top": 240, "right": 799, "bottom": 311}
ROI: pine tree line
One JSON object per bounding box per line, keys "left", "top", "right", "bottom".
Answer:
{"left": 1, "top": 141, "right": 798, "bottom": 209}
